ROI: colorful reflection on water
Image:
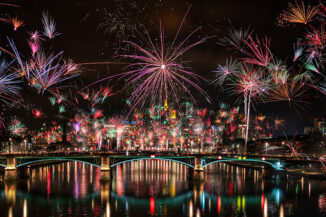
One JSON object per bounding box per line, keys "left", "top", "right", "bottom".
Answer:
{"left": 1, "top": 160, "right": 326, "bottom": 217}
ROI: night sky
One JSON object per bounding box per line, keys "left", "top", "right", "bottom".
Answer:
{"left": 1, "top": 0, "right": 324, "bottom": 135}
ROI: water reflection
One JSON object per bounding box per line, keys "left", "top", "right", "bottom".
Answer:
{"left": 112, "top": 160, "right": 188, "bottom": 198}
{"left": 0, "top": 160, "right": 326, "bottom": 217}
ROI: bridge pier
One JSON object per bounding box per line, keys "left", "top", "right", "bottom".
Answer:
{"left": 188, "top": 156, "right": 204, "bottom": 181}
{"left": 4, "top": 157, "right": 18, "bottom": 182}
{"left": 99, "top": 157, "right": 111, "bottom": 181}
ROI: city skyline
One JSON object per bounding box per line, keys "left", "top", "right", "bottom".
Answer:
{"left": 1, "top": 1, "right": 326, "bottom": 217}
{"left": 0, "top": 0, "right": 324, "bottom": 136}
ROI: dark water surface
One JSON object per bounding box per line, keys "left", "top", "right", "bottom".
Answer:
{"left": 1, "top": 160, "right": 326, "bottom": 217}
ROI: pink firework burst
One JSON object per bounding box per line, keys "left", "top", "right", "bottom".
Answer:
{"left": 230, "top": 64, "right": 270, "bottom": 99}
{"left": 240, "top": 35, "right": 273, "bottom": 67}
{"left": 120, "top": 6, "right": 211, "bottom": 111}
{"left": 84, "top": 6, "right": 211, "bottom": 114}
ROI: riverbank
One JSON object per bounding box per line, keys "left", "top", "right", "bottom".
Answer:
{"left": 226, "top": 161, "right": 326, "bottom": 179}
{"left": 287, "top": 168, "right": 326, "bottom": 179}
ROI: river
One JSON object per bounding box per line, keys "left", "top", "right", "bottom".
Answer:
{"left": 1, "top": 159, "right": 326, "bottom": 217}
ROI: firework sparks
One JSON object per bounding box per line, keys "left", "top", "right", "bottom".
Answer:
{"left": 59, "top": 105, "right": 65, "bottom": 113}
{"left": 0, "top": 3, "right": 20, "bottom": 7}
{"left": 78, "top": 86, "right": 114, "bottom": 107}
{"left": 32, "top": 109, "right": 43, "bottom": 118}
{"left": 274, "top": 117, "right": 285, "bottom": 130}
{"left": 42, "top": 11, "right": 60, "bottom": 39}
{"left": 218, "top": 26, "right": 253, "bottom": 50}
{"left": 8, "top": 118, "right": 25, "bottom": 136}
{"left": 0, "top": 3, "right": 21, "bottom": 27}
{"left": 240, "top": 35, "right": 273, "bottom": 67}
{"left": 304, "top": 25, "right": 326, "bottom": 48}
{"left": 305, "top": 61, "right": 320, "bottom": 74}
{"left": 0, "top": 59, "right": 21, "bottom": 103}
{"left": 28, "top": 31, "right": 43, "bottom": 55}
{"left": 267, "top": 59, "right": 288, "bottom": 82}
{"left": 97, "top": 2, "right": 145, "bottom": 52}
{"left": 266, "top": 78, "right": 310, "bottom": 110}
{"left": 29, "top": 30, "right": 43, "bottom": 43}
{"left": 293, "top": 40, "right": 304, "bottom": 61}
{"left": 318, "top": 0, "right": 326, "bottom": 18}
{"left": 212, "top": 58, "right": 239, "bottom": 86}
{"left": 28, "top": 40, "right": 39, "bottom": 55}
{"left": 310, "top": 82, "right": 326, "bottom": 95}
{"left": 11, "top": 16, "right": 23, "bottom": 30}
{"left": 281, "top": 1, "right": 319, "bottom": 24}
{"left": 9, "top": 38, "right": 79, "bottom": 95}
{"left": 0, "top": 4, "right": 21, "bottom": 57}
{"left": 256, "top": 115, "right": 266, "bottom": 122}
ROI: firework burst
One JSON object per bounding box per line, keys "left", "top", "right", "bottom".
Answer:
{"left": 27, "top": 51, "right": 79, "bottom": 94}
{"left": 91, "top": 6, "right": 211, "bottom": 114}
{"left": 42, "top": 11, "right": 60, "bottom": 39}
{"left": 240, "top": 35, "right": 273, "bottom": 67}
{"left": 9, "top": 38, "right": 79, "bottom": 95}
{"left": 11, "top": 16, "right": 23, "bottom": 30}
{"left": 229, "top": 64, "right": 270, "bottom": 100}
{"left": 0, "top": 3, "right": 21, "bottom": 57}
{"left": 218, "top": 26, "right": 253, "bottom": 50}
{"left": 281, "top": 1, "right": 319, "bottom": 24}
{"left": 267, "top": 60, "right": 289, "bottom": 84}
{"left": 78, "top": 86, "right": 114, "bottom": 107}
{"left": 28, "top": 41, "right": 39, "bottom": 55}
{"left": 212, "top": 58, "right": 239, "bottom": 86}
{"left": 0, "top": 59, "right": 21, "bottom": 103}
{"left": 97, "top": 2, "right": 145, "bottom": 52}
{"left": 29, "top": 30, "right": 43, "bottom": 43}
{"left": 305, "top": 60, "right": 320, "bottom": 74}
{"left": 32, "top": 109, "right": 43, "bottom": 118}
{"left": 273, "top": 117, "right": 285, "bottom": 130}
{"left": 293, "top": 41, "right": 304, "bottom": 61}
{"left": 266, "top": 78, "right": 310, "bottom": 110}
{"left": 304, "top": 25, "right": 326, "bottom": 48}
{"left": 8, "top": 118, "right": 25, "bottom": 136}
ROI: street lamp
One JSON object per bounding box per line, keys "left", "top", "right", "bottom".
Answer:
{"left": 265, "top": 142, "right": 268, "bottom": 155}
{"left": 24, "top": 139, "right": 27, "bottom": 153}
{"left": 9, "top": 138, "right": 12, "bottom": 154}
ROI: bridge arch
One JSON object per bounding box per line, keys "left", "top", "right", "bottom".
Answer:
{"left": 109, "top": 157, "right": 195, "bottom": 169}
{"left": 202, "top": 158, "right": 284, "bottom": 170}
{"left": 15, "top": 157, "right": 101, "bottom": 168}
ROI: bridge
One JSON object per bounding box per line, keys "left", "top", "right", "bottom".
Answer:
{"left": 0, "top": 152, "right": 301, "bottom": 181}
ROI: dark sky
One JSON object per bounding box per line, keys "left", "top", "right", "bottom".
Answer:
{"left": 1, "top": 0, "right": 324, "bottom": 135}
